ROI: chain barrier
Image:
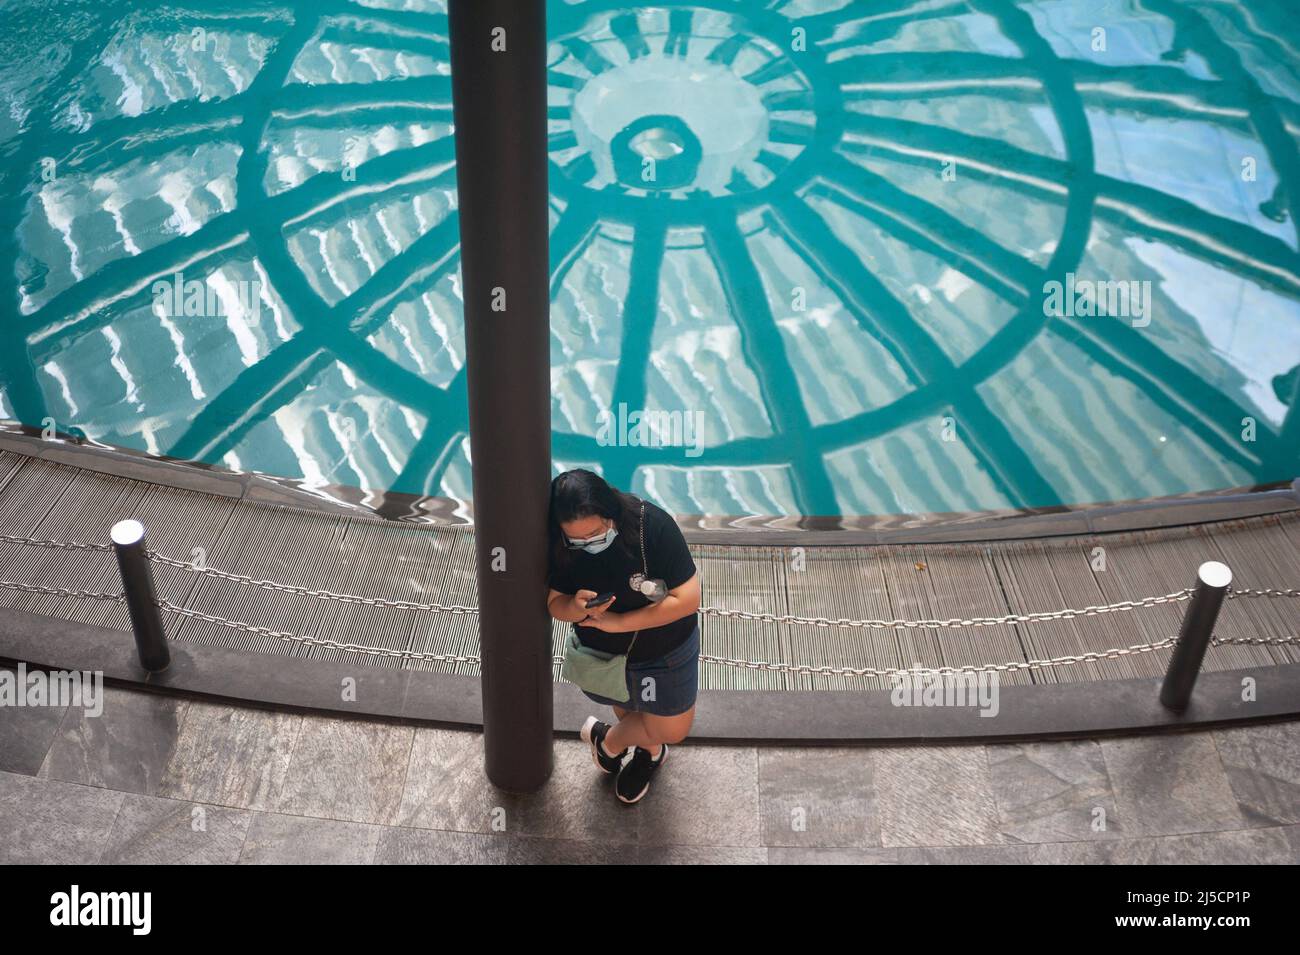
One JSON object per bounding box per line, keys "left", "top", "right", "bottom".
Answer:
{"left": 697, "top": 638, "right": 1182, "bottom": 677}
{"left": 0, "top": 533, "right": 112, "bottom": 553}
{"left": 0, "top": 579, "right": 125, "bottom": 602}
{"left": 1228, "top": 587, "right": 1300, "bottom": 600}
{"left": 0, "top": 530, "right": 1297, "bottom": 676}
{"left": 697, "top": 589, "right": 1194, "bottom": 629}
{"left": 1210, "top": 634, "right": 1300, "bottom": 647}
{"left": 146, "top": 546, "right": 1207, "bottom": 629}
{"left": 144, "top": 550, "right": 479, "bottom": 616}
{"left": 3, "top": 531, "right": 1298, "bottom": 630}
{"left": 14, "top": 577, "right": 1300, "bottom": 675}
{"left": 154, "top": 599, "right": 482, "bottom": 665}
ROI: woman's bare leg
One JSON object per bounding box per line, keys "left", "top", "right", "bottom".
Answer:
{"left": 604, "top": 704, "right": 696, "bottom": 757}
{"left": 597, "top": 705, "right": 633, "bottom": 758}
{"left": 639, "top": 706, "right": 696, "bottom": 756}
{"left": 603, "top": 712, "right": 655, "bottom": 753}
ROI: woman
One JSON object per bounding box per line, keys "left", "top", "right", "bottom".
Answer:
{"left": 546, "top": 468, "right": 701, "bottom": 804}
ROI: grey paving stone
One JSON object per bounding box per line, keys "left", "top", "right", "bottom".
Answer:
{"left": 274, "top": 714, "right": 413, "bottom": 825}
{"left": 397, "top": 726, "right": 538, "bottom": 836}
{"left": 873, "top": 745, "right": 1002, "bottom": 847}
{"left": 497, "top": 739, "right": 638, "bottom": 844}
{"left": 374, "top": 825, "right": 509, "bottom": 864}
{"left": 895, "top": 844, "right": 1038, "bottom": 864}
{"left": 40, "top": 686, "right": 186, "bottom": 795}
{"left": 1101, "top": 732, "right": 1245, "bottom": 837}
{"left": 1284, "top": 824, "right": 1300, "bottom": 861}
{"left": 396, "top": 725, "right": 497, "bottom": 833}
{"left": 506, "top": 835, "right": 635, "bottom": 865}
{"left": 986, "top": 739, "right": 1123, "bottom": 843}
{"left": 767, "top": 846, "right": 901, "bottom": 864}
{"left": 1106, "top": 827, "right": 1294, "bottom": 865}
{"left": 1030, "top": 840, "right": 1125, "bottom": 864}
{"left": 637, "top": 844, "right": 767, "bottom": 864}
{"left": 0, "top": 664, "right": 69, "bottom": 775}
{"left": 1212, "top": 722, "right": 1300, "bottom": 827}
{"left": 399, "top": 729, "right": 637, "bottom": 843}
{"left": 100, "top": 793, "right": 250, "bottom": 864}
{"left": 6, "top": 678, "right": 1294, "bottom": 867}
{"left": 238, "top": 812, "right": 382, "bottom": 864}
{"left": 0, "top": 769, "right": 123, "bottom": 864}
{"left": 156, "top": 698, "right": 301, "bottom": 811}
{"left": 758, "top": 745, "right": 878, "bottom": 848}
{"left": 636, "top": 744, "right": 759, "bottom": 848}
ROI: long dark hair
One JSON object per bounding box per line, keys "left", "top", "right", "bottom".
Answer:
{"left": 547, "top": 468, "right": 642, "bottom": 576}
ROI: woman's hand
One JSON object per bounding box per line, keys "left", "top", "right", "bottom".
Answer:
{"left": 572, "top": 590, "right": 616, "bottom": 621}
{"left": 580, "top": 611, "right": 633, "bottom": 633}
{"left": 595, "top": 572, "right": 700, "bottom": 632}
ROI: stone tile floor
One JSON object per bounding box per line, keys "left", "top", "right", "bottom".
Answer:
{"left": 0, "top": 671, "right": 1296, "bottom": 864}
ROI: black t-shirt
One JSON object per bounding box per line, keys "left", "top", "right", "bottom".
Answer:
{"left": 546, "top": 498, "right": 698, "bottom": 664}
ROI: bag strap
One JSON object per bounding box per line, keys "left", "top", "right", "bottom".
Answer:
{"left": 640, "top": 499, "right": 648, "bottom": 578}
{"left": 625, "top": 500, "right": 647, "bottom": 658}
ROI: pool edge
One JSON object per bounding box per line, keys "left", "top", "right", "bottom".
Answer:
{"left": 2, "top": 427, "right": 1296, "bottom": 545}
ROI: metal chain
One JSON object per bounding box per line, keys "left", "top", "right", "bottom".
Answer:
{"left": 696, "top": 638, "right": 1181, "bottom": 677}
{"left": 0, "top": 579, "right": 125, "bottom": 602}
{"left": 1228, "top": 587, "right": 1300, "bottom": 600}
{"left": 0, "top": 531, "right": 1295, "bottom": 668}
{"left": 154, "top": 600, "right": 482, "bottom": 664}
{"left": 1211, "top": 634, "right": 1300, "bottom": 647}
{"left": 0, "top": 567, "right": 1291, "bottom": 674}
{"left": 147, "top": 544, "right": 1198, "bottom": 629}
{"left": 145, "top": 550, "right": 479, "bottom": 616}
{"left": 0, "top": 532, "right": 112, "bottom": 553}
{"left": 698, "top": 589, "right": 1194, "bottom": 630}
{"left": 155, "top": 597, "right": 1185, "bottom": 675}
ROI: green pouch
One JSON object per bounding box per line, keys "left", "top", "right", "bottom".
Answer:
{"left": 561, "top": 630, "right": 632, "bottom": 703}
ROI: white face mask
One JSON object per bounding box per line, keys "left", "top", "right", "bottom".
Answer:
{"left": 567, "top": 524, "right": 618, "bottom": 555}
{"left": 580, "top": 528, "right": 618, "bottom": 555}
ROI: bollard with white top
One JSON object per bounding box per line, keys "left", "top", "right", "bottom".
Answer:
{"left": 1159, "top": 560, "right": 1232, "bottom": 712}
{"left": 111, "top": 519, "right": 170, "bottom": 672}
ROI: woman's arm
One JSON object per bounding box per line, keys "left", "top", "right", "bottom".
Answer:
{"left": 547, "top": 587, "right": 611, "bottom": 623}
{"left": 581, "top": 572, "right": 700, "bottom": 633}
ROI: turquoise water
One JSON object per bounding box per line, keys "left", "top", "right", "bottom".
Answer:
{"left": 1, "top": 0, "right": 1298, "bottom": 520}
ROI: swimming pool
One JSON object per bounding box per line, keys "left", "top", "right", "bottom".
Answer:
{"left": 2, "top": 0, "right": 1298, "bottom": 521}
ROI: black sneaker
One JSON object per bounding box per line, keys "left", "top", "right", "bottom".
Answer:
{"left": 580, "top": 716, "right": 627, "bottom": 774}
{"left": 615, "top": 743, "right": 668, "bottom": 804}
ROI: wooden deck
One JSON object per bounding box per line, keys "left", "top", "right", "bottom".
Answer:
{"left": 0, "top": 450, "right": 1297, "bottom": 691}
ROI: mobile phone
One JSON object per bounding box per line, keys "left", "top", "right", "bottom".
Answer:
{"left": 584, "top": 592, "right": 615, "bottom": 609}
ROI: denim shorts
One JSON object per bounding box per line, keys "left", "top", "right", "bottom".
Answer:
{"left": 581, "top": 623, "right": 700, "bottom": 717}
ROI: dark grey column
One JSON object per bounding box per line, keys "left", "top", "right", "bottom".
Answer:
{"left": 111, "top": 519, "right": 171, "bottom": 673}
{"left": 1160, "top": 561, "right": 1232, "bottom": 712}
{"left": 447, "top": 0, "right": 553, "bottom": 791}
